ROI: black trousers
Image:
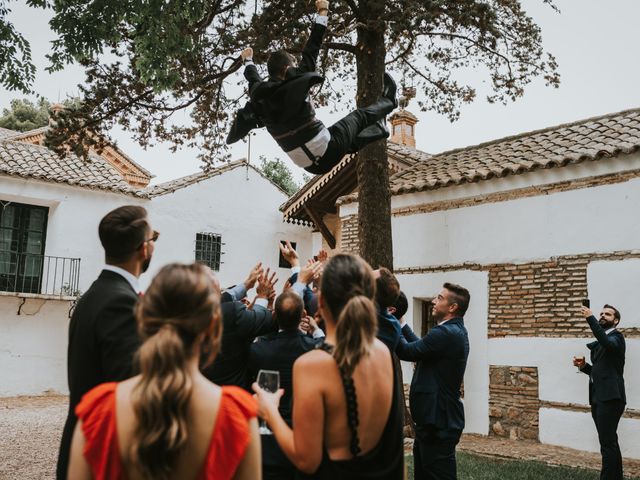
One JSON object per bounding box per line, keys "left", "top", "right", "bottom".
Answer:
{"left": 413, "top": 425, "right": 461, "bottom": 480}
{"left": 591, "top": 400, "right": 625, "bottom": 480}
{"left": 304, "top": 96, "right": 395, "bottom": 175}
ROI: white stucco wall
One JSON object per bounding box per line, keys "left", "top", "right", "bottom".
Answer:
{"left": 340, "top": 152, "right": 640, "bottom": 268}
{"left": 0, "top": 166, "right": 312, "bottom": 397}
{"left": 0, "top": 294, "right": 71, "bottom": 396}
{"left": 145, "top": 166, "right": 312, "bottom": 290}
{"left": 587, "top": 259, "right": 640, "bottom": 328}
{"left": 0, "top": 176, "right": 147, "bottom": 293}
{"left": 396, "top": 270, "right": 490, "bottom": 436}
{"left": 490, "top": 337, "right": 640, "bottom": 458}
{"left": 341, "top": 157, "right": 640, "bottom": 457}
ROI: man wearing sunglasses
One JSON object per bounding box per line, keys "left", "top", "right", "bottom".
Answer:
{"left": 56, "top": 205, "right": 158, "bottom": 480}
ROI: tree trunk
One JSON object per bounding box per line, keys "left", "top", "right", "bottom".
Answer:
{"left": 355, "top": 8, "right": 393, "bottom": 270}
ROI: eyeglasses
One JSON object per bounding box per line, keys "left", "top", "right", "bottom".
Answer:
{"left": 139, "top": 230, "right": 160, "bottom": 249}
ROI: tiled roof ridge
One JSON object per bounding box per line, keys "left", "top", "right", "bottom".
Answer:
{"left": 429, "top": 107, "right": 640, "bottom": 159}
{"left": 148, "top": 158, "right": 291, "bottom": 198}
{"left": 337, "top": 106, "right": 640, "bottom": 205}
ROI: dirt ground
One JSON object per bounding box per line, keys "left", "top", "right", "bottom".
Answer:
{"left": 2, "top": 395, "right": 639, "bottom": 479}
{"left": 0, "top": 394, "right": 67, "bottom": 480}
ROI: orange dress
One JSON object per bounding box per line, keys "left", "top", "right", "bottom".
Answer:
{"left": 75, "top": 382, "right": 257, "bottom": 480}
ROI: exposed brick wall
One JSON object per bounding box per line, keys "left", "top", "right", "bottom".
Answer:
{"left": 339, "top": 214, "right": 359, "bottom": 254}
{"left": 489, "top": 366, "right": 539, "bottom": 441}
{"left": 488, "top": 251, "right": 640, "bottom": 337}
{"left": 488, "top": 257, "right": 589, "bottom": 337}
{"left": 395, "top": 250, "right": 640, "bottom": 338}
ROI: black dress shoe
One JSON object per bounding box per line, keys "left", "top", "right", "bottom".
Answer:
{"left": 354, "top": 119, "right": 390, "bottom": 150}
{"left": 383, "top": 72, "right": 398, "bottom": 109}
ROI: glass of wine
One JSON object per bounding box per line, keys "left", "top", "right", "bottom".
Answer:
{"left": 257, "top": 369, "right": 280, "bottom": 435}
{"left": 574, "top": 355, "right": 585, "bottom": 373}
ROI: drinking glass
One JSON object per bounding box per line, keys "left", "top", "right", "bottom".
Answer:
{"left": 257, "top": 369, "right": 280, "bottom": 435}
{"left": 574, "top": 355, "right": 585, "bottom": 373}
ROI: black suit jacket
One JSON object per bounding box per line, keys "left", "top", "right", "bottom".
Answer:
{"left": 227, "top": 21, "right": 326, "bottom": 148}
{"left": 581, "top": 315, "right": 626, "bottom": 404}
{"left": 201, "top": 301, "right": 276, "bottom": 389}
{"left": 247, "top": 329, "right": 320, "bottom": 470}
{"left": 247, "top": 329, "right": 320, "bottom": 421}
{"left": 56, "top": 270, "right": 141, "bottom": 479}
{"left": 396, "top": 317, "right": 469, "bottom": 432}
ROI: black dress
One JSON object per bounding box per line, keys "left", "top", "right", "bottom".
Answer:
{"left": 297, "top": 343, "right": 404, "bottom": 479}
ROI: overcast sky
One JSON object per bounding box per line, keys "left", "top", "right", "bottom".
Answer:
{"left": 3, "top": 0, "right": 640, "bottom": 185}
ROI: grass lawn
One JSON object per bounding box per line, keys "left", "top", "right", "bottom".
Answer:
{"left": 405, "top": 452, "right": 640, "bottom": 480}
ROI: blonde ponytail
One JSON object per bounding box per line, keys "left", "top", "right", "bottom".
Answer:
{"left": 334, "top": 295, "right": 377, "bottom": 376}
{"left": 320, "top": 254, "right": 378, "bottom": 376}
{"left": 128, "top": 262, "right": 222, "bottom": 479}
{"left": 130, "top": 324, "right": 192, "bottom": 479}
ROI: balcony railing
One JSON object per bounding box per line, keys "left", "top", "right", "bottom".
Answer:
{"left": 0, "top": 252, "right": 81, "bottom": 297}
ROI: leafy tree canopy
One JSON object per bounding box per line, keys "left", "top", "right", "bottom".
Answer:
{"left": 1, "top": 0, "right": 560, "bottom": 166}
{"left": 0, "top": 96, "right": 80, "bottom": 132}
{"left": 258, "top": 156, "right": 302, "bottom": 196}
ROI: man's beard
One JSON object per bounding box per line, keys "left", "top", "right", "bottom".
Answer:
{"left": 142, "top": 256, "right": 152, "bottom": 273}
{"left": 598, "top": 317, "right": 615, "bottom": 329}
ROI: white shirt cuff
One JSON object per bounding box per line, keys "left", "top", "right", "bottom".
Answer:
{"left": 244, "top": 58, "right": 254, "bottom": 64}
{"left": 312, "top": 328, "right": 325, "bottom": 339}
{"left": 291, "top": 266, "right": 301, "bottom": 274}
{"left": 315, "top": 14, "right": 328, "bottom": 26}
{"left": 254, "top": 298, "right": 268, "bottom": 308}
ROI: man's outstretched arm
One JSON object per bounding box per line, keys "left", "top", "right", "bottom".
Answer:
{"left": 298, "top": 0, "right": 329, "bottom": 73}
{"left": 241, "top": 47, "right": 263, "bottom": 91}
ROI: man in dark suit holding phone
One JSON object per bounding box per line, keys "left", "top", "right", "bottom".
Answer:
{"left": 574, "top": 302, "right": 626, "bottom": 480}
{"left": 396, "top": 283, "right": 470, "bottom": 480}
{"left": 56, "top": 205, "right": 157, "bottom": 479}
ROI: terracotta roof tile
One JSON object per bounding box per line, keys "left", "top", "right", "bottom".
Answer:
{"left": 339, "top": 108, "right": 640, "bottom": 204}
{"left": 0, "top": 140, "right": 146, "bottom": 197}
{"left": 0, "top": 127, "right": 19, "bottom": 140}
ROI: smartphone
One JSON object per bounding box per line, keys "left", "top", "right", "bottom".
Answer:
{"left": 582, "top": 299, "right": 590, "bottom": 308}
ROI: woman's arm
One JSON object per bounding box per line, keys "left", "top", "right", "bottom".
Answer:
{"left": 67, "top": 421, "right": 92, "bottom": 480}
{"left": 233, "top": 418, "right": 262, "bottom": 480}
{"left": 255, "top": 354, "right": 325, "bottom": 474}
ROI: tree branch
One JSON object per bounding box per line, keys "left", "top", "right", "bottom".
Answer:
{"left": 321, "top": 41, "right": 357, "bottom": 54}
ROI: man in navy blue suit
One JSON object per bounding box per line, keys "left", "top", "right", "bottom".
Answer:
{"left": 574, "top": 303, "right": 626, "bottom": 480}
{"left": 396, "top": 283, "right": 470, "bottom": 480}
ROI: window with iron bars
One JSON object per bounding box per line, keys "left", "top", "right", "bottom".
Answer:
{"left": 195, "top": 233, "right": 224, "bottom": 271}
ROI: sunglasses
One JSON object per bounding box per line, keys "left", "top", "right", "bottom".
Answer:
{"left": 139, "top": 230, "right": 160, "bottom": 249}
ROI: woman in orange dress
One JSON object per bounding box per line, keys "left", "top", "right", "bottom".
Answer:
{"left": 67, "top": 263, "right": 261, "bottom": 480}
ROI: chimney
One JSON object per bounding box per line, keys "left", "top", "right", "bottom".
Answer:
{"left": 389, "top": 108, "right": 418, "bottom": 148}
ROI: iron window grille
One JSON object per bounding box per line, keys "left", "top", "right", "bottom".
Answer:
{"left": 195, "top": 232, "right": 224, "bottom": 271}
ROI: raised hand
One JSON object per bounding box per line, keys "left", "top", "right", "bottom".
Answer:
{"left": 244, "top": 262, "right": 263, "bottom": 290}
{"left": 278, "top": 241, "right": 299, "bottom": 267}
{"left": 315, "top": 0, "right": 329, "bottom": 14}
{"left": 256, "top": 267, "right": 279, "bottom": 298}
{"left": 241, "top": 47, "right": 253, "bottom": 60}
{"left": 299, "top": 259, "right": 323, "bottom": 285}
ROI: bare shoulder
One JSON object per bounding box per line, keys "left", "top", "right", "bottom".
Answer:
{"left": 372, "top": 339, "right": 392, "bottom": 361}
{"left": 294, "top": 348, "right": 335, "bottom": 372}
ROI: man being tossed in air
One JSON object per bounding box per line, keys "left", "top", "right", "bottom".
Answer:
{"left": 228, "top": 0, "right": 398, "bottom": 174}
